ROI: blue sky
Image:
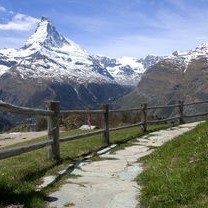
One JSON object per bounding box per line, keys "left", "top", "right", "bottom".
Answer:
{"left": 0, "top": 0, "right": 208, "bottom": 57}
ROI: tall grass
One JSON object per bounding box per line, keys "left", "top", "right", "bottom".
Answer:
{"left": 137, "top": 121, "right": 208, "bottom": 208}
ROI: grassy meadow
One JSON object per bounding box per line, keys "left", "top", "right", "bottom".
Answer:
{"left": 0, "top": 126, "right": 147, "bottom": 207}
{"left": 137, "top": 121, "right": 208, "bottom": 208}
{"left": 1, "top": 121, "right": 206, "bottom": 208}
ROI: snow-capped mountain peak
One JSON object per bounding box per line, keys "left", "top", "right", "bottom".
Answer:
{"left": 164, "top": 42, "right": 208, "bottom": 72}
{"left": 196, "top": 42, "right": 208, "bottom": 50}
{"left": 0, "top": 18, "right": 135, "bottom": 109}
{"left": 25, "top": 16, "right": 69, "bottom": 49}
{"left": 93, "top": 54, "right": 161, "bottom": 85}
{"left": 0, "top": 16, "right": 162, "bottom": 86}
{"left": 23, "top": 16, "right": 89, "bottom": 62}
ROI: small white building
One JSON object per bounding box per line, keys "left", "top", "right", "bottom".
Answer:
{"left": 79, "top": 125, "right": 97, "bottom": 130}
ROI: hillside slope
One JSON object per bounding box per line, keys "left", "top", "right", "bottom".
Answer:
{"left": 116, "top": 44, "right": 208, "bottom": 116}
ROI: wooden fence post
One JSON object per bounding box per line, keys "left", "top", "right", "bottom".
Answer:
{"left": 47, "top": 101, "right": 60, "bottom": 160}
{"left": 102, "top": 104, "right": 110, "bottom": 146}
{"left": 178, "top": 100, "right": 185, "bottom": 124}
{"left": 141, "top": 103, "right": 147, "bottom": 133}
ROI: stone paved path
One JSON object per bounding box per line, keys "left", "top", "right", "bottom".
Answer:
{"left": 46, "top": 122, "right": 201, "bottom": 208}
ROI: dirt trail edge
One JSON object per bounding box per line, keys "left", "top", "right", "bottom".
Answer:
{"left": 47, "top": 122, "right": 201, "bottom": 208}
{"left": 0, "top": 131, "right": 47, "bottom": 148}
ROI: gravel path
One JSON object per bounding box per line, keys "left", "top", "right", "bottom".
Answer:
{"left": 45, "top": 122, "right": 201, "bottom": 208}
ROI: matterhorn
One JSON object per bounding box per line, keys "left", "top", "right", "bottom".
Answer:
{"left": 0, "top": 17, "right": 160, "bottom": 108}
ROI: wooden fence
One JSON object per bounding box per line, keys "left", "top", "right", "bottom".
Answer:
{"left": 0, "top": 100, "right": 208, "bottom": 161}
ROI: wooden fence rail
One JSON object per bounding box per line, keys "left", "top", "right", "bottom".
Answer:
{"left": 146, "top": 116, "right": 180, "bottom": 124}
{"left": 59, "top": 130, "right": 105, "bottom": 143}
{"left": 0, "top": 101, "right": 53, "bottom": 116}
{"left": 146, "top": 104, "right": 180, "bottom": 110}
{"left": 0, "top": 140, "right": 53, "bottom": 160}
{"left": 109, "top": 122, "right": 143, "bottom": 132}
{"left": 0, "top": 99, "right": 208, "bottom": 161}
{"left": 60, "top": 109, "right": 104, "bottom": 115}
{"left": 109, "top": 107, "right": 143, "bottom": 113}
{"left": 184, "top": 100, "right": 208, "bottom": 106}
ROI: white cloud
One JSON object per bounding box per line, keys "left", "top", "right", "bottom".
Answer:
{"left": 0, "top": 13, "right": 39, "bottom": 31}
{"left": 0, "top": 6, "right": 6, "bottom": 12}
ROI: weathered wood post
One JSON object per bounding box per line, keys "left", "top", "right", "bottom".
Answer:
{"left": 178, "top": 100, "right": 185, "bottom": 124}
{"left": 47, "top": 101, "right": 60, "bottom": 160}
{"left": 102, "top": 104, "right": 110, "bottom": 146}
{"left": 141, "top": 103, "right": 147, "bottom": 133}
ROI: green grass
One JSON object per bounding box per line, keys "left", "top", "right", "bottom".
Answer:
{"left": 137, "top": 121, "right": 208, "bottom": 208}
{"left": 0, "top": 124, "right": 170, "bottom": 207}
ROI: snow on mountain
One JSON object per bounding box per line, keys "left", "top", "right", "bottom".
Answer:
{"left": 1, "top": 16, "right": 208, "bottom": 88}
{"left": 24, "top": 17, "right": 90, "bottom": 60}
{"left": 0, "top": 17, "right": 135, "bottom": 109}
{"left": 0, "top": 17, "right": 114, "bottom": 84}
{"left": 169, "top": 43, "right": 208, "bottom": 72}
{"left": 93, "top": 54, "right": 161, "bottom": 85}
{"left": 1, "top": 16, "right": 208, "bottom": 111}
{"left": 0, "top": 17, "right": 162, "bottom": 86}
{"left": 25, "top": 16, "right": 68, "bottom": 48}
{"left": 117, "top": 42, "right": 208, "bottom": 113}
{"left": 0, "top": 47, "right": 21, "bottom": 77}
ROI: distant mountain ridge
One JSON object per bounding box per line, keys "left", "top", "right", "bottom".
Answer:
{"left": 0, "top": 17, "right": 161, "bottom": 109}
{"left": 116, "top": 43, "right": 208, "bottom": 116}
{"left": 0, "top": 17, "right": 112, "bottom": 83}
{"left": 93, "top": 55, "right": 161, "bottom": 85}
{"left": 0, "top": 17, "right": 160, "bottom": 85}
{"left": 1, "top": 16, "right": 208, "bottom": 121}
